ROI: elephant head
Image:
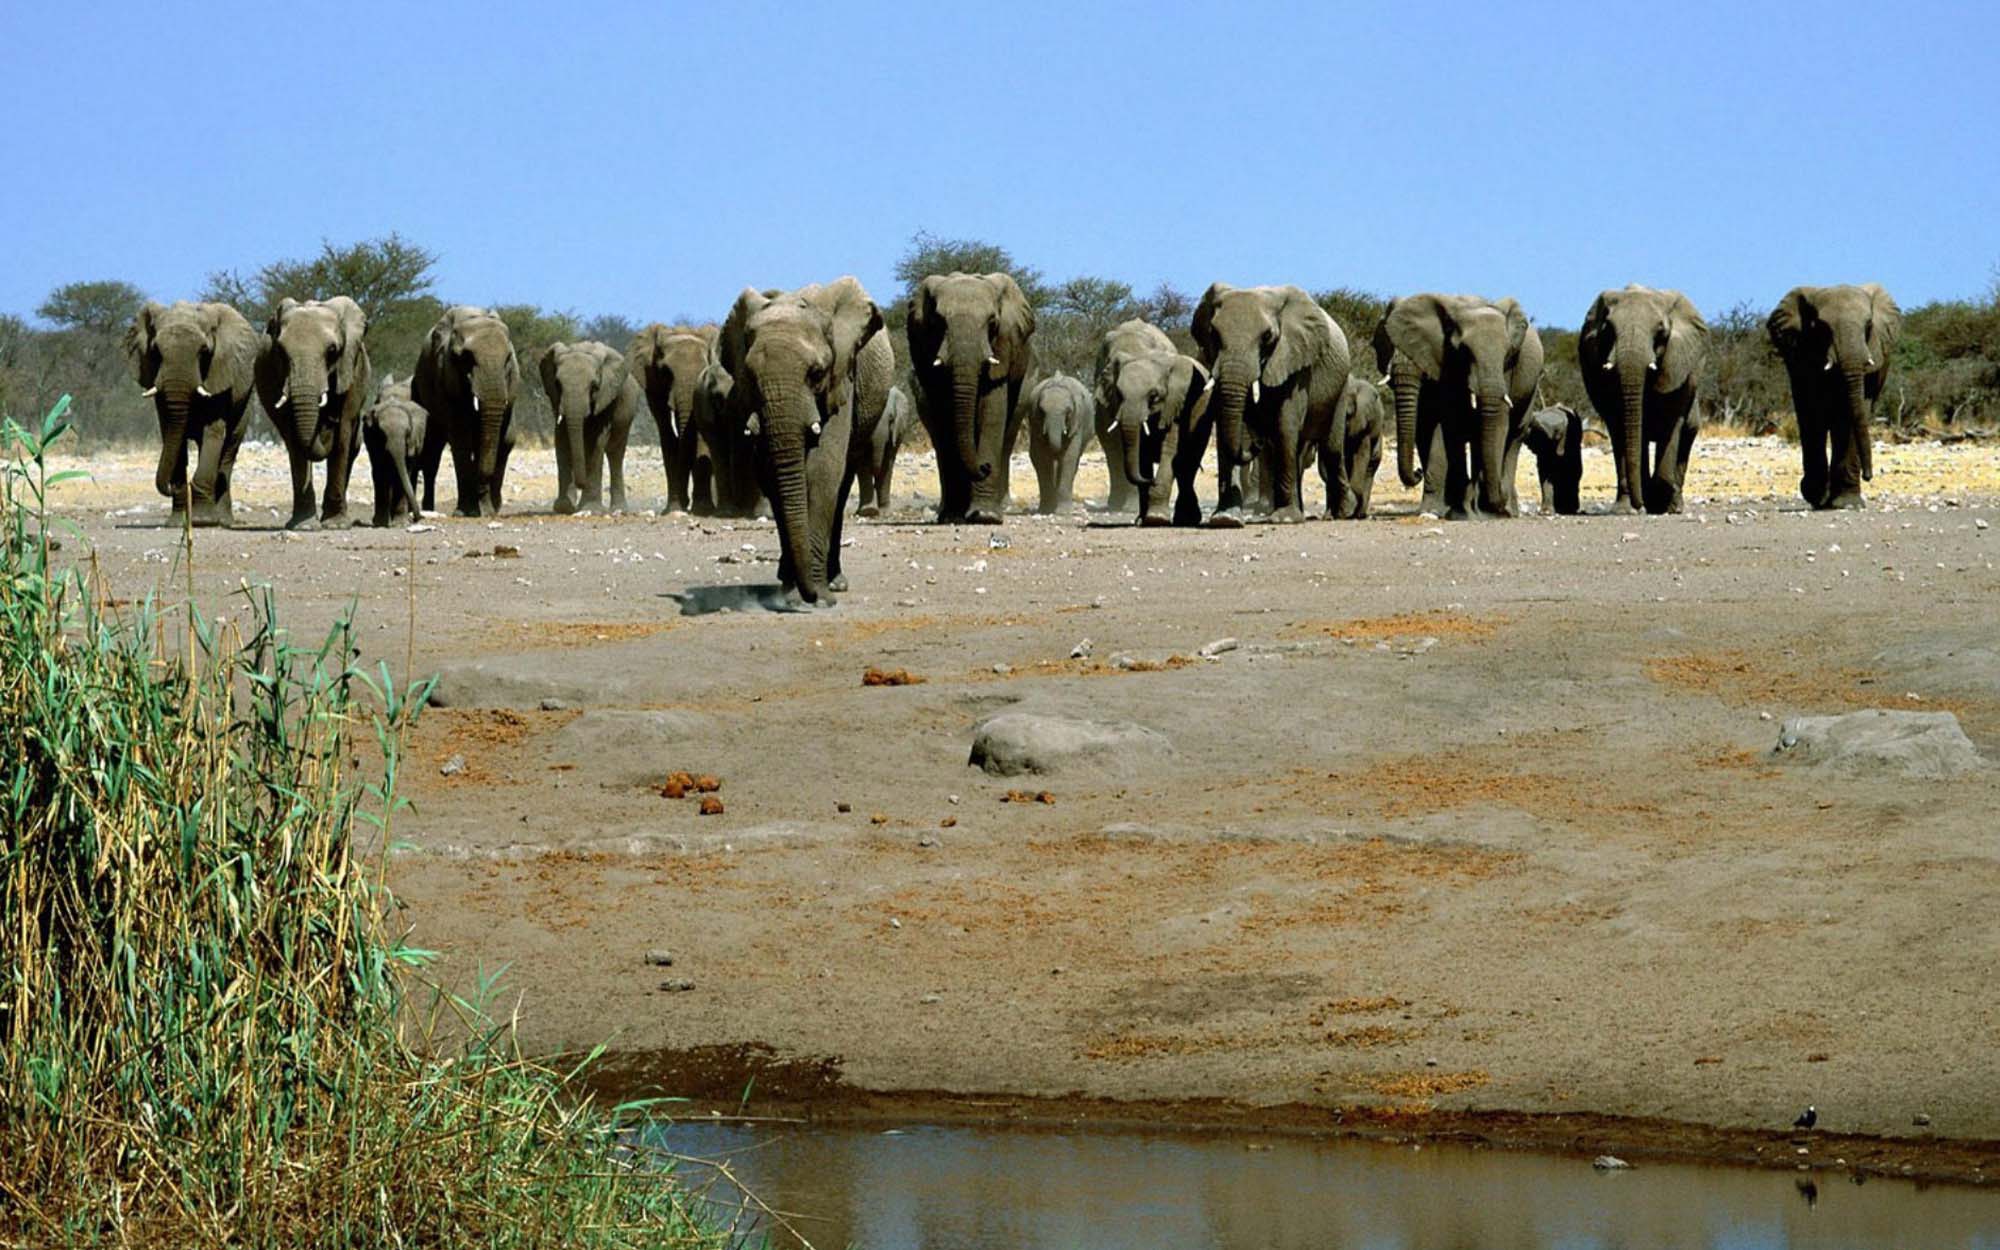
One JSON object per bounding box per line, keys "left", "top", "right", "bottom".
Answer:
{"left": 628, "top": 323, "right": 718, "bottom": 443}
{"left": 1093, "top": 331, "right": 1210, "bottom": 490}
{"left": 1373, "top": 294, "right": 1542, "bottom": 515}
{"left": 539, "top": 341, "right": 629, "bottom": 513}
{"left": 1579, "top": 286, "right": 1708, "bottom": 510}
{"left": 260, "top": 297, "right": 368, "bottom": 461}
{"left": 1768, "top": 284, "right": 1900, "bottom": 490}
{"left": 430, "top": 307, "right": 519, "bottom": 489}
{"left": 1191, "top": 284, "right": 1341, "bottom": 473}
{"left": 122, "top": 300, "right": 259, "bottom": 504}
{"left": 1524, "top": 405, "right": 1584, "bottom": 515}
{"left": 905, "top": 272, "right": 1035, "bottom": 487}
{"left": 723, "top": 276, "right": 883, "bottom": 604}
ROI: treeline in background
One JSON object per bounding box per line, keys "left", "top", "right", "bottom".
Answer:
{"left": 4, "top": 232, "right": 1997, "bottom": 452}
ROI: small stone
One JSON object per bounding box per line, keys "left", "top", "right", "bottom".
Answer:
{"left": 939, "top": 817, "right": 957, "bottom": 828}
{"left": 917, "top": 834, "right": 939, "bottom": 848}
{"left": 439, "top": 754, "right": 466, "bottom": 777}
{"left": 888, "top": 917, "right": 902, "bottom": 929}
{"left": 1593, "top": 1156, "right": 1632, "bottom": 1171}
{"left": 1109, "top": 652, "right": 1138, "bottom": 670}
{"left": 1620, "top": 532, "right": 1640, "bottom": 542}
{"left": 1914, "top": 1113, "right": 1933, "bottom": 1126}
{"left": 697, "top": 796, "right": 724, "bottom": 815}
{"left": 539, "top": 697, "right": 570, "bottom": 711}
{"left": 1424, "top": 1057, "right": 1440, "bottom": 1068}
{"left": 992, "top": 663, "right": 1012, "bottom": 675}
{"left": 836, "top": 801, "right": 852, "bottom": 813}
{"left": 1070, "top": 638, "right": 1093, "bottom": 659}
{"left": 1759, "top": 711, "right": 1774, "bottom": 721}
{"left": 919, "top": 992, "right": 942, "bottom": 1004}
{"left": 1977, "top": 519, "right": 1989, "bottom": 530}
{"left": 1050, "top": 966, "right": 1065, "bottom": 976}
{"left": 657, "top": 978, "right": 695, "bottom": 993}
{"left": 1197, "top": 637, "right": 1239, "bottom": 659}
{"left": 948, "top": 794, "right": 960, "bottom": 805}
{"left": 643, "top": 950, "right": 675, "bottom": 967}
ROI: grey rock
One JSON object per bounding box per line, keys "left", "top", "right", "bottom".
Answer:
{"left": 968, "top": 711, "right": 1172, "bottom": 777}
{"left": 643, "top": 950, "right": 675, "bottom": 967}
{"left": 1592, "top": 1156, "right": 1632, "bottom": 1171}
{"left": 919, "top": 992, "right": 942, "bottom": 1005}
{"left": 1914, "top": 1113, "right": 1933, "bottom": 1127}
{"left": 539, "top": 697, "right": 570, "bottom": 711}
{"left": 657, "top": 978, "right": 696, "bottom": 993}
{"left": 439, "top": 754, "right": 466, "bottom": 777}
{"left": 1197, "top": 637, "right": 1239, "bottom": 659}
{"left": 428, "top": 660, "right": 616, "bottom": 709}
{"left": 1774, "top": 710, "right": 1983, "bottom": 780}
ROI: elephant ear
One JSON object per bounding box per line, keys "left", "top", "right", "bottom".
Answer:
{"left": 265, "top": 297, "right": 300, "bottom": 340}
{"left": 1265, "top": 288, "right": 1341, "bottom": 388}
{"left": 1863, "top": 284, "right": 1901, "bottom": 357}
{"left": 625, "top": 324, "right": 664, "bottom": 380}
{"left": 1658, "top": 290, "right": 1709, "bottom": 386}
{"left": 1176, "top": 356, "right": 1212, "bottom": 425}
{"left": 1578, "top": 291, "right": 1614, "bottom": 372}
{"left": 538, "top": 343, "right": 563, "bottom": 401}
{"left": 595, "top": 343, "right": 628, "bottom": 398}
{"left": 904, "top": 276, "right": 944, "bottom": 367}
{"left": 813, "top": 276, "right": 885, "bottom": 382}
{"left": 325, "top": 296, "right": 368, "bottom": 394}
{"left": 1494, "top": 299, "right": 1544, "bottom": 407}
{"left": 1767, "top": 287, "right": 1812, "bottom": 361}
{"left": 719, "top": 287, "right": 770, "bottom": 377}
{"left": 200, "top": 304, "right": 259, "bottom": 401}
{"left": 124, "top": 301, "right": 162, "bottom": 387}
{"left": 1190, "top": 283, "right": 1231, "bottom": 363}
{"left": 1093, "top": 354, "right": 1121, "bottom": 414}
{"left": 986, "top": 273, "right": 1035, "bottom": 353}
{"left": 1378, "top": 293, "right": 1451, "bottom": 380}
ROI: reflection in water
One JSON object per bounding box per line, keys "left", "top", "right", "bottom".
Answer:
{"left": 647, "top": 1122, "right": 2000, "bottom": 1250}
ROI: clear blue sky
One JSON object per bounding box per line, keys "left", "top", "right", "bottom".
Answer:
{"left": 3, "top": 1, "right": 1995, "bottom": 328}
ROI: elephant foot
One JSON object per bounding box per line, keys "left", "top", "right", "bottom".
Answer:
{"left": 285, "top": 514, "right": 321, "bottom": 532}
{"left": 1268, "top": 505, "right": 1306, "bottom": 525}
{"left": 856, "top": 503, "right": 880, "bottom": 518}
{"left": 1140, "top": 511, "right": 1172, "bottom": 527}
{"left": 1607, "top": 498, "right": 1642, "bottom": 516}
{"left": 1822, "top": 489, "right": 1867, "bottom": 511}
{"left": 1206, "top": 509, "right": 1245, "bottom": 530}
{"left": 1445, "top": 506, "right": 1471, "bottom": 521}
{"left": 829, "top": 573, "right": 850, "bottom": 593}
{"left": 965, "top": 508, "right": 1004, "bottom": 525}
{"left": 321, "top": 512, "right": 358, "bottom": 529}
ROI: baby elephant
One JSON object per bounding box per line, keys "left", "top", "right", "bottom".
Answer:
{"left": 1317, "top": 376, "right": 1386, "bottom": 518}
{"left": 1024, "top": 374, "right": 1095, "bottom": 514}
{"left": 362, "top": 375, "right": 430, "bottom": 527}
{"left": 857, "top": 384, "right": 915, "bottom": 517}
{"left": 539, "top": 341, "right": 641, "bottom": 514}
{"left": 1522, "top": 405, "right": 1584, "bottom": 515}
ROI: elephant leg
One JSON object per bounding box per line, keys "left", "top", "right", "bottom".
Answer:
{"left": 1500, "top": 435, "right": 1525, "bottom": 518}
{"left": 1267, "top": 406, "right": 1305, "bottom": 524}
{"left": 552, "top": 422, "right": 575, "bottom": 514}
{"left": 1140, "top": 422, "right": 1176, "bottom": 526}
{"left": 1673, "top": 418, "right": 1698, "bottom": 508}
{"left": 606, "top": 420, "right": 630, "bottom": 513}
{"left": 1645, "top": 415, "right": 1686, "bottom": 514}
{"left": 578, "top": 419, "right": 606, "bottom": 511}
{"left": 212, "top": 410, "right": 249, "bottom": 527}
{"left": 1031, "top": 443, "right": 1057, "bottom": 515}
{"left": 1825, "top": 406, "right": 1864, "bottom": 508}
{"left": 1442, "top": 421, "right": 1473, "bottom": 521}
{"left": 1419, "top": 411, "right": 1448, "bottom": 516}
{"left": 828, "top": 466, "right": 857, "bottom": 591}
{"left": 691, "top": 438, "right": 715, "bottom": 516}
{"left": 319, "top": 415, "right": 357, "bottom": 526}
{"left": 489, "top": 434, "right": 514, "bottom": 516}
{"left": 283, "top": 440, "right": 318, "bottom": 530}
{"left": 665, "top": 424, "right": 692, "bottom": 513}
{"left": 1172, "top": 414, "right": 1210, "bottom": 527}
{"left": 448, "top": 435, "right": 479, "bottom": 516}
{"left": 1101, "top": 428, "right": 1134, "bottom": 514}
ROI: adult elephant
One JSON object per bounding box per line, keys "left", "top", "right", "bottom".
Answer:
{"left": 1373, "top": 294, "right": 1544, "bottom": 519}
{"left": 628, "top": 323, "right": 719, "bottom": 514}
{"left": 1093, "top": 319, "right": 1211, "bottom": 526}
{"left": 1579, "top": 285, "right": 1709, "bottom": 515}
{"left": 1191, "top": 283, "right": 1349, "bottom": 526}
{"left": 538, "top": 341, "right": 642, "bottom": 514}
{"left": 856, "top": 384, "right": 915, "bottom": 517}
{"left": 361, "top": 375, "right": 429, "bottom": 528}
{"left": 122, "top": 301, "right": 261, "bottom": 528}
{"left": 1318, "top": 376, "right": 1386, "bottom": 519}
{"left": 412, "top": 306, "right": 520, "bottom": 517}
{"left": 718, "top": 276, "right": 885, "bottom": 607}
{"left": 255, "top": 297, "right": 370, "bottom": 529}
{"left": 1767, "top": 284, "right": 1901, "bottom": 510}
{"left": 1023, "top": 373, "right": 1095, "bottom": 515}
{"left": 905, "top": 272, "right": 1036, "bottom": 524}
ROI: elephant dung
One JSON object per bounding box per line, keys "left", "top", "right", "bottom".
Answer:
{"left": 1773, "top": 710, "right": 1984, "bottom": 781}
{"left": 967, "top": 712, "right": 1171, "bottom": 777}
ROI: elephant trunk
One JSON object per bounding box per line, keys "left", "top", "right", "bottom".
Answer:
{"left": 153, "top": 387, "right": 193, "bottom": 501}
{"left": 1476, "top": 390, "right": 1511, "bottom": 515}
{"left": 1120, "top": 408, "right": 1153, "bottom": 487}
{"left": 763, "top": 386, "right": 822, "bottom": 603}
{"left": 1845, "top": 368, "right": 1873, "bottom": 483}
{"left": 290, "top": 381, "right": 333, "bottom": 462}
{"left": 1211, "top": 358, "right": 1256, "bottom": 470}
{"left": 950, "top": 363, "right": 989, "bottom": 482}
{"left": 559, "top": 396, "right": 590, "bottom": 508}
{"left": 1392, "top": 362, "right": 1422, "bottom": 487}
{"left": 473, "top": 377, "right": 510, "bottom": 483}
{"left": 1616, "top": 354, "right": 1648, "bottom": 510}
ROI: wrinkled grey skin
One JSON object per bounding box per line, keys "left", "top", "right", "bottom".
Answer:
{"left": 628, "top": 323, "right": 720, "bottom": 514}
{"left": 1768, "top": 284, "right": 1901, "bottom": 510}
{"left": 254, "top": 297, "right": 371, "bottom": 529}
{"left": 122, "top": 301, "right": 261, "bottom": 528}
{"left": 1579, "top": 285, "right": 1709, "bottom": 514}
{"left": 1024, "top": 374, "right": 1095, "bottom": 514}
{"left": 905, "top": 272, "right": 1036, "bottom": 524}
{"left": 413, "top": 306, "right": 520, "bottom": 516}
{"left": 843, "top": 330, "right": 895, "bottom": 519}
{"left": 1317, "top": 376, "right": 1386, "bottom": 519}
{"left": 718, "top": 276, "right": 885, "bottom": 608}
{"left": 1093, "top": 319, "right": 1211, "bottom": 526}
{"left": 1522, "top": 405, "right": 1584, "bottom": 515}
{"left": 1374, "top": 294, "right": 1544, "bottom": 519}
{"left": 538, "top": 340, "right": 641, "bottom": 514}
{"left": 857, "top": 384, "right": 915, "bottom": 516}
{"left": 1192, "top": 284, "right": 1348, "bottom": 526}
{"left": 361, "top": 374, "right": 430, "bottom": 527}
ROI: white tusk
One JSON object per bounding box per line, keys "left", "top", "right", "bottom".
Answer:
{"left": 272, "top": 392, "right": 289, "bottom": 409}
{"left": 1469, "top": 392, "right": 1479, "bottom": 411}
{"left": 932, "top": 352, "right": 947, "bottom": 367}
{"left": 1866, "top": 356, "right": 1876, "bottom": 369}
{"left": 986, "top": 354, "right": 1001, "bottom": 367}
{"left": 809, "top": 420, "right": 821, "bottom": 436}
{"left": 1377, "top": 374, "right": 1390, "bottom": 387}
{"left": 318, "top": 390, "right": 329, "bottom": 408}
{"left": 196, "top": 385, "right": 212, "bottom": 398}
{"left": 472, "top": 394, "right": 482, "bottom": 411}
{"left": 744, "top": 414, "right": 760, "bottom": 437}
{"left": 1251, "top": 380, "right": 1261, "bottom": 404}
{"left": 1647, "top": 360, "right": 1659, "bottom": 372}
{"left": 1824, "top": 358, "right": 1835, "bottom": 372}
{"left": 1601, "top": 357, "right": 1616, "bottom": 371}
{"left": 141, "top": 385, "right": 159, "bottom": 398}
{"left": 1202, "top": 374, "right": 1216, "bottom": 394}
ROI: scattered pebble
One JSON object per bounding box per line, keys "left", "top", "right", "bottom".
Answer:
{"left": 439, "top": 754, "right": 465, "bottom": 777}
{"left": 1070, "top": 638, "right": 1093, "bottom": 659}
{"left": 1593, "top": 1156, "right": 1632, "bottom": 1171}
{"left": 1197, "top": 637, "right": 1239, "bottom": 658}
{"left": 657, "top": 978, "right": 696, "bottom": 993}
{"left": 888, "top": 917, "right": 902, "bottom": 929}
{"left": 539, "top": 697, "right": 569, "bottom": 711}
{"left": 919, "top": 993, "right": 942, "bottom": 1005}
{"left": 1914, "top": 1113, "right": 1933, "bottom": 1127}
{"left": 643, "top": 950, "right": 675, "bottom": 967}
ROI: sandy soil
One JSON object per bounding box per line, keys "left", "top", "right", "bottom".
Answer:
{"left": 31, "top": 433, "right": 2000, "bottom": 1178}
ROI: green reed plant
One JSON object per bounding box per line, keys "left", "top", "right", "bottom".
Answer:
{"left": 0, "top": 398, "right": 737, "bottom": 1248}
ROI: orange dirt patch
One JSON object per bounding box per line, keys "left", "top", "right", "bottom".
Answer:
{"left": 1369, "top": 1070, "right": 1491, "bottom": 1098}
{"left": 862, "top": 666, "right": 926, "bottom": 686}
{"left": 1319, "top": 1025, "right": 1418, "bottom": 1048}
{"left": 1311, "top": 996, "right": 1408, "bottom": 1018}
{"left": 471, "top": 620, "right": 676, "bottom": 650}
{"left": 413, "top": 707, "right": 579, "bottom": 787}
{"left": 1643, "top": 650, "right": 1871, "bottom": 710}
{"left": 813, "top": 612, "right": 1042, "bottom": 648}
{"left": 1289, "top": 611, "right": 1507, "bottom": 643}
{"left": 1320, "top": 751, "right": 1661, "bottom": 825}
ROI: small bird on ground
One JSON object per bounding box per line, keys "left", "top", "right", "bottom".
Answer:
{"left": 1793, "top": 1105, "right": 1818, "bottom": 1130}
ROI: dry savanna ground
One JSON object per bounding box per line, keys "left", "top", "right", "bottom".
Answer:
{"left": 32, "top": 432, "right": 2000, "bottom": 1172}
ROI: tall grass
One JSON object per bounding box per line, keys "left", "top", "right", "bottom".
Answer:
{"left": 0, "top": 398, "right": 735, "bottom": 1247}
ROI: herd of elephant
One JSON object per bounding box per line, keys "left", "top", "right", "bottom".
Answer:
{"left": 122, "top": 276, "right": 1900, "bottom": 607}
